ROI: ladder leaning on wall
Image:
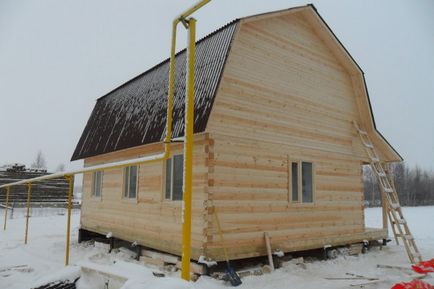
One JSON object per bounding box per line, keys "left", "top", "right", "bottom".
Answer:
{"left": 354, "top": 122, "right": 422, "bottom": 264}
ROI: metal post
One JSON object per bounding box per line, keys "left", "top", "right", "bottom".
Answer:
{"left": 164, "top": 19, "right": 178, "bottom": 157}
{"left": 3, "top": 187, "right": 10, "bottom": 230}
{"left": 24, "top": 183, "right": 32, "bottom": 244}
{"left": 65, "top": 175, "right": 74, "bottom": 266}
{"left": 181, "top": 17, "right": 196, "bottom": 281}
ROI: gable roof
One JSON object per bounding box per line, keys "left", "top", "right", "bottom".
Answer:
{"left": 71, "top": 20, "right": 239, "bottom": 161}
{"left": 72, "top": 4, "right": 401, "bottom": 162}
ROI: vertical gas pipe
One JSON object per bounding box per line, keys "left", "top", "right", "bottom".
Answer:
{"left": 24, "top": 183, "right": 32, "bottom": 244}
{"left": 65, "top": 175, "right": 74, "bottom": 266}
{"left": 3, "top": 187, "right": 10, "bottom": 230}
{"left": 181, "top": 17, "right": 196, "bottom": 281}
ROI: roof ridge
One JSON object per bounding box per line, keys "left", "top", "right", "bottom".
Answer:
{"left": 96, "top": 4, "right": 318, "bottom": 102}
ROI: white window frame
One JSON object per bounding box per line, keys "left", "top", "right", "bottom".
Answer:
{"left": 91, "top": 171, "right": 103, "bottom": 198}
{"left": 123, "top": 165, "right": 139, "bottom": 200}
{"left": 164, "top": 154, "right": 184, "bottom": 201}
{"left": 288, "top": 159, "right": 315, "bottom": 204}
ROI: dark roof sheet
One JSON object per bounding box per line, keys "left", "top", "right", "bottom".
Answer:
{"left": 71, "top": 20, "right": 239, "bottom": 161}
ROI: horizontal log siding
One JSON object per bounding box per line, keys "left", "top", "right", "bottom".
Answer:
{"left": 81, "top": 133, "right": 211, "bottom": 259}
{"left": 204, "top": 13, "right": 378, "bottom": 260}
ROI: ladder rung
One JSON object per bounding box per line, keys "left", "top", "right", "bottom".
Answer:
{"left": 412, "top": 252, "right": 421, "bottom": 259}
{"left": 404, "top": 235, "right": 414, "bottom": 240}
{"left": 396, "top": 234, "right": 413, "bottom": 240}
{"left": 393, "top": 219, "right": 406, "bottom": 225}
{"left": 390, "top": 203, "right": 400, "bottom": 209}
{"left": 357, "top": 126, "right": 420, "bottom": 265}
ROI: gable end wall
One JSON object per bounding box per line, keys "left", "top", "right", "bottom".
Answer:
{"left": 204, "top": 11, "right": 377, "bottom": 260}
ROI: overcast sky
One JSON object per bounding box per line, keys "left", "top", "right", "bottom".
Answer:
{"left": 0, "top": 0, "right": 433, "bottom": 174}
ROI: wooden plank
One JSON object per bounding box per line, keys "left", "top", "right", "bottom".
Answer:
{"left": 139, "top": 256, "right": 165, "bottom": 267}
{"left": 141, "top": 249, "right": 180, "bottom": 264}
{"left": 264, "top": 232, "right": 274, "bottom": 270}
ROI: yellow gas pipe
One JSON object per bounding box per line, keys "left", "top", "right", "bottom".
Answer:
{"left": 173, "top": 0, "right": 210, "bottom": 280}
{"left": 65, "top": 175, "right": 74, "bottom": 266}
{"left": 3, "top": 187, "right": 10, "bottom": 230}
{"left": 24, "top": 183, "right": 32, "bottom": 244}
{"left": 181, "top": 17, "right": 196, "bottom": 281}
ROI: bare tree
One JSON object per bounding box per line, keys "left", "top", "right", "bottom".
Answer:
{"left": 365, "top": 162, "right": 434, "bottom": 207}
{"left": 31, "top": 150, "right": 47, "bottom": 169}
{"left": 363, "top": 165, "right": 379, "bottom": 207}
{"left": 56, "top": 163, "right": 65, "bottom": 172}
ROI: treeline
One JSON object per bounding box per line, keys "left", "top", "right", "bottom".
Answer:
{"left": 364, "top": 162, "right": 434, "bottom": 207}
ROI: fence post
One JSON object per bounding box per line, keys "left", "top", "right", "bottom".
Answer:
{"left": 65, "top": 175, "right": 74, "bottom": 266}
{"left": 24, "top": 183, "right": 32, "bottom": 244}
{"left": 10, "top": 201, "right": 14, "bottom": 219}
{"left": 3, "top": 187, "right": 10, "bottom": 230}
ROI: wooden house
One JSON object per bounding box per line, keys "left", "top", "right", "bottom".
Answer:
{"left": 71, "top": 5, "right": 402, "bottom": 262}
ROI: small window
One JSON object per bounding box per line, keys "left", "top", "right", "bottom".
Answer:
{"left": 291, "top": 162, "right": 299, "bottom": 202}
{"left": 302, "top": 162, "right": 313, "bottom": 203}
{"left": 123, "top": 166, "right": 138, "bottom": 199}
{"left": 91, "top": 171, "right": 103, "bottom": 197}
{"left": 165, "top": 154, "right": 184, "bottom": 201}
{"left": 290, "top": 161, "right": 314, "bottom": 203}
{"left": 165, "top": 158, "right": 172, "bottom": 200}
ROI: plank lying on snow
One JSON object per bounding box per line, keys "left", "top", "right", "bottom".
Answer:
{"left": 376, "top": 264, "right": 426, "bottom": 278}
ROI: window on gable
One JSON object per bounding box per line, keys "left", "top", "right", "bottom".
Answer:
{"left": 289, "top": 160, "right": 314, "bottom": 203}
{"left": 165, "top": 154, "right": 184, "bottom": 201}
{"left": 91, "top": 171, "right": 103, "bottom": 198}
{"left": 123, "top": 165, "right": 138, "bottom": 199}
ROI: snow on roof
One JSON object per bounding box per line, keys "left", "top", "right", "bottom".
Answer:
{"left": 71, "top": 20, "right": 238, "bottom": 161}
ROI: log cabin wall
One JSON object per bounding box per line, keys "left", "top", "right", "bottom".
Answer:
{"left": 77, "top": 7, "right": 395, "bottom": 262}
{"left": 81, "top": 133, "right": 211, "bottom": 259}
{"left": 204, "top": 11, "right": 371, "bottom": 260}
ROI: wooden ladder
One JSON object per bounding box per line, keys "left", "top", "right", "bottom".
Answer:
{"left": 354, "top": 122, "right": 422, "bottom": 264}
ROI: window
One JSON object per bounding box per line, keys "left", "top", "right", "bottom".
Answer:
{"left": 291, "top": 162, "right": 299, "bottom": 202}
{"left": 91, "top": 171, "right": 103, "bottom": 197}
{"left": 302, "top": 162, "right": 313, "bottom": 203}
{"left": 123, "top": 166, "right": 138, "bottom": 199}
{"left": 290, "top": 161, "right": 314, "bottom": 203}
{"left": 165, "top": 154, "right": 184, "bottom": 201}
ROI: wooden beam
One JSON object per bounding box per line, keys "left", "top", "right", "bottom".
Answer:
{"left": 264, "top": 232, "right": 274, "bottom": 271}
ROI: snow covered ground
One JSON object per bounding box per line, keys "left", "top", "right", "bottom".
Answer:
{"left": 0, "top": 207, "right": 433, "bottom": 289}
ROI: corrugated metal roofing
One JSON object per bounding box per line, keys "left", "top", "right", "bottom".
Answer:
{"left": 71, "top": 20, "right": 239, "bottom": 161}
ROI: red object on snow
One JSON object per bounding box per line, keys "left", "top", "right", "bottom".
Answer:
{"left": 412, "top": 259, "right": 434, "bottom": 274}
{"left": 391, "top": 279, "right": 434, "bottom": 289}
